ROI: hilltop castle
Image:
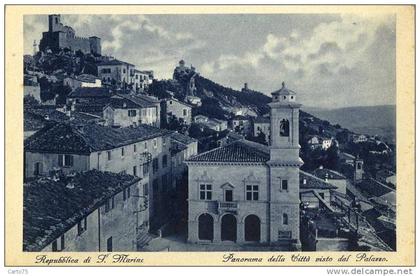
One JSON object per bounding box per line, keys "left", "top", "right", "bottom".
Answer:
{"left": 39, "top": 14, "right": 101, "bottom": 55}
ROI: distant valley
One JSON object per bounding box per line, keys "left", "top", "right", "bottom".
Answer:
{"left": 303, "top": 105, "right": 396, "bottom": 144}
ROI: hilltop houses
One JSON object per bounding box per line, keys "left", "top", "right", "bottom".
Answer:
{"left": 165, "top": 98, "right": 193, "bottom": 125}
{"left": 66, "top": 87, "right": 161, "bottom": 127}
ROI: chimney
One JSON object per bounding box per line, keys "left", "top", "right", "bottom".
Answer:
{"left": 244, "top": 83, "right": 248, "bottom": 90}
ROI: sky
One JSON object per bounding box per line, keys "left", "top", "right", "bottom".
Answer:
{"left": 24, "top": 13, "right": 396, "bottom": 108}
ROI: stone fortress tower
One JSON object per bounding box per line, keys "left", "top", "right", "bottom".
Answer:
{"left": 39, "top": 14, "right": 101, "bottom": 55}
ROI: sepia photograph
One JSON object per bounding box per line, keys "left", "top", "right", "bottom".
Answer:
{"left": 3, "top": 4, "right": 415, "bottom": 268}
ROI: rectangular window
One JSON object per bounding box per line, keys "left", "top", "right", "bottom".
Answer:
{"left": 133, "top": 144, "right": 137, "bottom": 153}
{"left": 143, "top": 183, "right": 149, "bottom": 196}
{"left": 107, "top": 151, "right": 111, "bottom": 161}
{"left": 52, "top": 235, "right": 65, "bottom": 252}
{"left": 121, "top": 147, "right": 125, "bottom": 157}
{"left": 77, "top": 218, "right": 87, "bottom": 235}
{"left": 58, "top": 154, "right": 73, "bottom": 167}
{"left": 128, "top": 110, "right": 137, "bottom": 117}
{"left": 199, "top": 184, "right": 212, "bottom": 200}
{"left": 144, "top": 141, "right": 148, "bottom": 150}
{"left": 281, "top": 180, "right": 288, "bottom": 191}
{"left": 152, "top": 158, "right": 159, "bottom": 173}
{"left": 183, "top": 109, "right": 187, "bottom": 116}
{"left": 107, "top": 237, "right": 113, "bottom": 252}
{"left": 142, "top": 163, "right": 149, "bottom": 175}
{"left": 153, "top": 139, "right": 157, "bottom": 148}
{"left": 162, "top": 155, "right": 168, "bottom": 168}
{"left": 123, "top": 187, "right": 131, "bottom": 201}
{"left": 246, "top": 185, "right": 259, "bottom": 201}
{"left": 225, "top": 190, "right": 233, "bottom": 202}
{"left": 105, "top": 196, "right": 115, "bottom": 213}
{"left": 132, "top": 166, "right": 137, "bottom": 176}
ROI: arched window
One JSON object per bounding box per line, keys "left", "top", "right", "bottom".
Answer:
{"left": 283, "top": 213, "right": 288, "bottom": 225}
{"left": 280, "top": 119, "right": 290, "bottom": 137}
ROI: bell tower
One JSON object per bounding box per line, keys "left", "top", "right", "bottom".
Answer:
{"left": 267, "top": 82, "right": 303, "bottom": 248}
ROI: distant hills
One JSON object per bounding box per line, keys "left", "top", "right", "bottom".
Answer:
{"left": 303, "top": 105, "right": 396, "bottom": 144}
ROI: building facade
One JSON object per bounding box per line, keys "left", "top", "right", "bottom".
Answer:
{"left": 23, "top": 171, "right": 142, "bottom": 252}
{"left": 166, "top": 98, "right": 193, "bottom": 125}
{"left": 186, "top": 83, "right": 303, "bottom": 247}
{"left": 24, "top": 122, "right": 172, "bottom": 232}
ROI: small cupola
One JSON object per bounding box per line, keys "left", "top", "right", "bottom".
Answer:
{"left": 271, "top": 82, "right": 297, "bottom": 103}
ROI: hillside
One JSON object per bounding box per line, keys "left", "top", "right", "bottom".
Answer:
{"left": 304, "top": 105, "right": 396, "bottom": 144}
{"left": 149, "top": 65, "right": 271, "bottom": 120}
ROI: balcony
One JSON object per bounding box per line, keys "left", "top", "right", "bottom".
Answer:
{"left": 218, "top": 201, "right": 238, "bottom": 213}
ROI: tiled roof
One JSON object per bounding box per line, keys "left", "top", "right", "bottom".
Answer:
{"left": 23, "top": 170, "right": 139, "bottom": 251}
{"left": 75, "top": 74, "right": 99, "bottom": 83}
{"left": 357, "top": 178, "right": 394, "bottom": 197}
{"left": 25, "top": 122, "right": 171, "bottom": 154}
{"left": 312, "top": 168, "right": 347, "bottom": 180}
{"left": 68, "top": 87, "right": 112, "bottom": 98}
{"left": 170, "top": 132, "right": 197, "bottom": 145}
{"left": 97, "top": 59, "right": 135, "bottom": 67}
{"left": 300, "top": 171, "right": 338, "bottom": 190}
{"left": 187, "top": 140, "right": 270, "bottom": 163}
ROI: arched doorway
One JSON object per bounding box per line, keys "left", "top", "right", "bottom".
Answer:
{"left": 244, "top": 215, "right": 261, "bottom": 242}
{"left": 198, "top": 213, "right": 213, "bottom": 241}
{"left": 221, "top": 214, "right": 237, "bottom": 242}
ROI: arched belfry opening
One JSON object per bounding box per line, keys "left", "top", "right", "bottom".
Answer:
{"left": 280, "top": 119, "right": 290, "bottom": 137}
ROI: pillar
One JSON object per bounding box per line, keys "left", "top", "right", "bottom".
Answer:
{"left": 187, "top": 220, "right": 198, "bottom": 243}
{"left": 237, "top": 222, "right": 245, "bottom": 243}
{"left": 213, "top": 220, "right": 221, "bottom": 243}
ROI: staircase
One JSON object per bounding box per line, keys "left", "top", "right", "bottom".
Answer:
{"left": 137, "top": 232, "right": 157, "bottom": 251}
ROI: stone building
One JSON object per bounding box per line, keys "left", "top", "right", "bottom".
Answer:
{"left": 24, "top": 122, "right": 172, "bottom": 231}
{"left": 165, "top": 98, "right": 193, "bottom": 125}
{"left": 63, "top": 74, "right": 102, "bottom": 90}
{"left": 24, "top": 75, "right": 41, "bottom": 102}
{"left": 97, "top": 59, "right": 136, "bottom": 88}
{"left": 102, "top": 94, "right": 160, "bottom": 127}
{"left": 300, "top": 171, "right": 338, "bottom": 209}
{"left": 23, "top": 171, "right": 142, "bottom": 252}
{"left": 185, "top": 83, "right": 303, "bottom": 247}
{"left": 312, "top": 167, "right": 348, "bottom": 194}
{"left": 39, "top": 15, "right": 101, "bottom": 55}
{"left": 230, "top": 115, "right": 252, "bottom": 136}
{"left": 66, "top": 88, "right": 161, "bottom": 128}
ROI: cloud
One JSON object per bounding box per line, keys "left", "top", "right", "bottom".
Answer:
{"left": 24, "top": 14, "right": 395, "bottom": 108}
{"left": 200, "top": 13, "right": 395, "bottom": 107}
